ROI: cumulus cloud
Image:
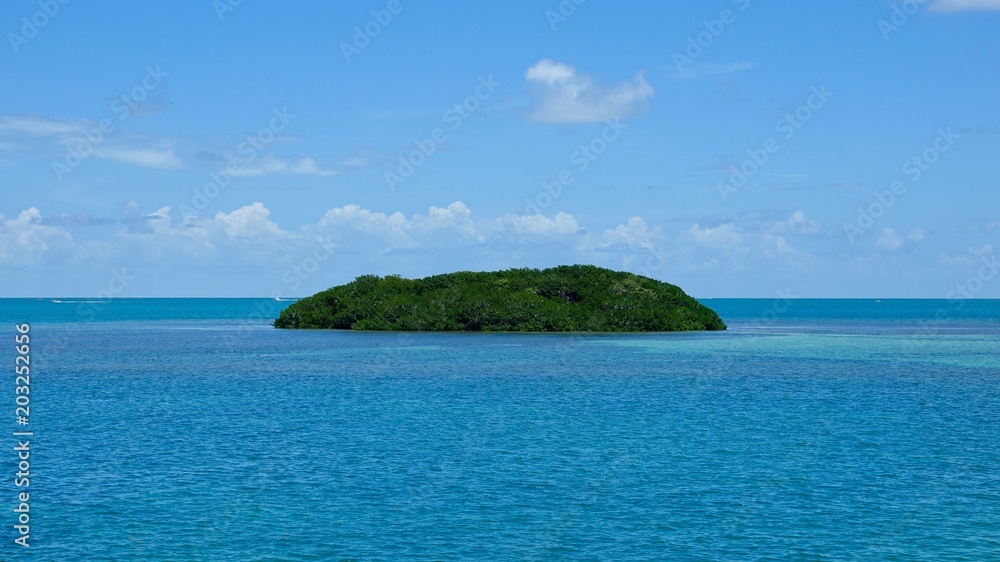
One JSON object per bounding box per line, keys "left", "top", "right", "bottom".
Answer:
{"left": 316, "top": 204, "right": 413, "bottom": 249}
{"left": 875, "top": 227, "right": 926, "bottom": 252}
{"left": 0, "top": 201, "right": 627, "bottom": 269}
{"left": 213, "top": 202, "right": 292, "bottom": 242}
{"left": 112, "top": 203, "right": 303, "bottom": 266}
{"left": 591, "top": 217, "right": 659, "bottom": 251}
{"left": 1, "top": 202, "right": 823, "bottom": 283}
{"left": 763, "top": 211, "right": 822, "bottom": 234}
{"left": 929, "top": 0, "right": 1000, "bottom": 11}
{"left": 875, "top": 228, "right": 905, "bottom": 251}
{"left": 523, "top": 59, "right": 654, "bottom": 124}
{"left": 495, "top": 212, "right": 580, "bottom": 240}
{"left": 681, "top": 215, "right": 807, "bottom": 265}
{"left": 313, "top": 202, "right": 579, "bottom": 252}
{"left": 676, "top": 211, "right": 820, "bottom": 265}
{"left": 686, "top": 223, "right": 746, "bottom": 250}
{"left": 120, "top": 200, "right": 145, "bottom": 220}
{"left": 0, "top": 208, "right": 76, "bottom": 267}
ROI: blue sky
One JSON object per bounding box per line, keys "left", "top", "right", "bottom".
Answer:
{"left": 1, "top": 0, "right": 998, "bottom": 297}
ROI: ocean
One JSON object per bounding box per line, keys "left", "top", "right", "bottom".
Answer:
{"left": 1, "top": 298, "right": 998, "bottom": 560}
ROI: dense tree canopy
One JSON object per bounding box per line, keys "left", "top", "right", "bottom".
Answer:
{"left": 274, "top": 265, "right": 726, "bottom": 332}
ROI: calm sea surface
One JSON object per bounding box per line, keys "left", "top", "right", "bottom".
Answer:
{"left": 1, "top": 298, "right": 998, "bottom": 560}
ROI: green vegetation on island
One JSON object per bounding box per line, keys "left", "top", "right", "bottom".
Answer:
{"left": 274, "top": 265, "right": 726, "bottom": 332}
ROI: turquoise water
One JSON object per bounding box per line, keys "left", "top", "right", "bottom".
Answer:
{"left": 2, "top": 299, "right": 999, "bottom": 560}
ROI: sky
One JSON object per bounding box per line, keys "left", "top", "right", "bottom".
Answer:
{"left": 1, "top": 0, "right": 998, "bottom": 298}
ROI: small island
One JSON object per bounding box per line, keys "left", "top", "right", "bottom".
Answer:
{"left": 274, "top": 265, "right": 726, "bottom": 332}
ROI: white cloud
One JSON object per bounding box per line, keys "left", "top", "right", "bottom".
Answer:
{"left": 148, "top": 206, "right": 172, "bottom": 221}
{"left": 422, "top": 201, "right": 474, "bottom": 228}
{"left": 497, "top": 212, "right": 580, "bottom": 239}
{"left": 314, "top": 202, "right": 579, "bottom": 251}
{"left": 317, "top": 204, "right": 413, "bottom": 249}
{"left": 336, "top": 153, "right": 371, "bottom": 169}
{"left": 214, "top": 202, "right": 292, "bottom": 242}
{"left": 92, "top": 147, "right": 182, "bottom": 169}
{"left": 876, "top": 228, "right": 904, "bottom": 251}
{"left": 675, "top": 62, "right": 756, "bottom": 79}
{"left": 929, "top": 0, "right": 1000, "bottom": 11}
{"left": 758, "top": 233, "right": 794, "bottom": 258}
{"left": 525, "top": 59, "right": 578, "bottom": 85}
{"left": 414, "top": 202, "right": 480, "bottom": 241}
{"left": 591, "top": 217, "right": 659, "bottom": 251}
{"left": 763, "top": 211, "right": 822, "bottom": 234}
{"left": 674, "top": 212, "right": 820, "bottom": 268}
{"left": 121, "top": 200, "right": 143, "bottom": 219}
{"left": 70, "top": 240, "right": 116, "bottom": 264}
{"left": 231, "top": 156, "right": 339, "bottom": 177}
{"left": 114, "top": 203, "right": 303, "bottom": 266}
{"left": 681, "top": 218, "right": 803, "bottom": 266}
{"left": 686, "top": 223, "right": 746, "bottom": 250}
{"left": 0, "top": 208, "right": 76, "bottom": 267}
{"left": 41, "top": 211, "right": 115, "bottom": 227}
{"left": 0, "top": 113, "right": 185, "bottom": 171}
{"left": 288, "top": 157, "right": 334, "bottom": 176}
{"left": 524, "top": 59, "right": 654, "bottom": 124}
{"left": 876, "top": 227, "right": 926, "bottom": 252}
{"left": 0, "top": 112, "right": 344, "bottom": 175}
{"left": 0, "top": 203, "right": 819, "bottom": 279}
{"left": 938, "top": 244, "right": 996, "bottom": 268}
{"left": 0, "top": 115, "right": 88, "bottom": 137}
